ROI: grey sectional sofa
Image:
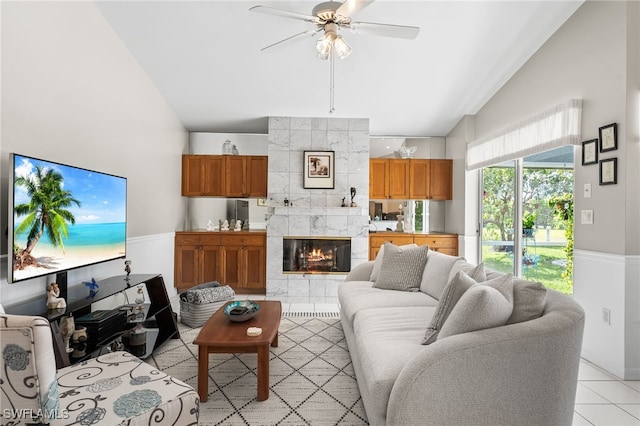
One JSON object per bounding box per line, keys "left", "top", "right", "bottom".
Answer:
{"left": 338, "top": 247, "right": 585, "bottom": 426}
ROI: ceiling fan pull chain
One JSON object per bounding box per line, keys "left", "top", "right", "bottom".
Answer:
{"left": 329, "top": 49, "right": 335, "bottom": 114}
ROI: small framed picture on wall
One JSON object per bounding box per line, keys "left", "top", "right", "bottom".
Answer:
{"left": 599, "top": 123, "right": 617, "bottom": 153}
{"left": 581, "top": 139, "right": 598, "bottom": 166}
{"left": 303, "top": 151, "right": 335, "bottom": 189}
{"left": 599, "top": 157, "right": 617, "bottom": 185}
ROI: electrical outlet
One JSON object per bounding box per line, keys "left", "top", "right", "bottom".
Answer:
{"left": 602, "top": 308, "right": 611, "bottom": 325}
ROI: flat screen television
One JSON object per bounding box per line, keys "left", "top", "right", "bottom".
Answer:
{"left": 8, "top": 153, "right": 127, "bottom": 284}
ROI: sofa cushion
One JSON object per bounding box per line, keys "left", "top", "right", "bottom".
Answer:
{"left": 508, "top": 278, "right": 547, "bottom": 324}
{"left": 438, "top": 273, "right": 514, "bottom": 340}
{"left": 420, "top": 250, "right": 466, "bottom": 299}
{"left": 338, "top": 281, "right": 437, "bottom": 325}
{"left": 373, "top": 243, "right": 429, "bottom": 292}
{"left": 422, "top": 269, "right": 482, "bottom": 344}
{"left": 352, "top": 306, "right": 437, "bottom": 422}
{"left": 370, "top": 243, "right": 417, "bottom": 282}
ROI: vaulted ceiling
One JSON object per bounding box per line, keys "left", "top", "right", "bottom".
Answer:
{"left": 96, "top": 0, "right": 583, "bottom": 137}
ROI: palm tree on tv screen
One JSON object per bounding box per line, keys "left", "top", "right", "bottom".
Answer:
{"left": 13, "top": 165, "right": 81, "bottom": 270}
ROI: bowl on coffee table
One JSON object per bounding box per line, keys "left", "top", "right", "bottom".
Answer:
{"left": 223, "top": 300, "right": 261, "bottom": 322}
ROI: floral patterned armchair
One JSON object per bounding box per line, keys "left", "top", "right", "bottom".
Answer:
{"left": 0, "top": 313, "right": 199, "bottom": 425}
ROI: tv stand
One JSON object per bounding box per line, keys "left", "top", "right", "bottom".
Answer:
{"left": 5, "top": 274, "right": 179, "bottom": 368}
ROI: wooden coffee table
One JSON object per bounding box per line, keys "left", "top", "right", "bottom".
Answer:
{"left": 194, "top": 300, "right": 281, "bottom": 402}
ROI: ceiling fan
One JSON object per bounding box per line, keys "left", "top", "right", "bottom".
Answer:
{"left": 250, "top": 0, "right": 419, "bottom": 112}
{"left": 250, "top": 0, "right": 420, "bottom": 59}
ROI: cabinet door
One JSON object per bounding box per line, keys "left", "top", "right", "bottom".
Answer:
{"left": 243, "top": 245, "right": 266, "bottom": 290}
{"left": 409, "top": 159, "right": 430, "bottom": 199}
{"left": 388, "top": 159, "right": 410, "bottom": 199}
{"left": 201, "top": 245, "right": 222, "bottom": 283}
{"left": 174, "top": 245, "right": 201, "bottom": 289}
{"left": 225, "top": 156, "right": 246, "bottom": 197}
{"left": 203, "top": 156, "right": 226, "bottom": 196}
{"left": 369, "top": 159, "right": 389, "bottom": 199}
{"left": 222, "top": 246, "right": 242, "bottom": 288}
{"left": 430, "top": 159, "right": 453, "bottom": 200}
{"left": 181, "top": 155, "right": 204, "bottom": 196}
{"left": 246, "top": 156, "right": 268, "bottom": 197}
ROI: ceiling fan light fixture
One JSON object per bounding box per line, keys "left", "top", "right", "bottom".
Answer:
{"left": 333, "top": 35, "right": 352, "bottom": 59}
{"left": 316, "top": 33, "right": 334, "bottom": 59}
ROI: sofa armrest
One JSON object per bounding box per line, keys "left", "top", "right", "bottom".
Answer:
{"left": 344, "top": 261, "right": 374, "bottom": 281}
{"left": 387, "top": 294, "right": 584, "bottom": 426}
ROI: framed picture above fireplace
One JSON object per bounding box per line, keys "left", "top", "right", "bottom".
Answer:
{"left": 303, "top": 150, "right": 335, "bottom": 189}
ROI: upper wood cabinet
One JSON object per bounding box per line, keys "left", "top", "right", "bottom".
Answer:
{"left": 369, "top": 159, "right": 410, "bottom": 199}
{"left": 226, "top": 155, "right": 268, "bottom": 198}
{"left": 181, "top": 155, "right": 226, "bottom": 196}
{"left": 409, "top": 159, "right": 453, "bottom": 200}
{"left": 429, "top": 159, "right": 453, "bottom": 200}
{"left": 182, "top": 155, "right": 267, "bottom": 197}
{"left": 371, "top": 158, "right": 452, "bottom": 200}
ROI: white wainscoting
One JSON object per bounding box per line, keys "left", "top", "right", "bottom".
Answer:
{"left": 573, "top": 249, "right": 640, "bottom": 380}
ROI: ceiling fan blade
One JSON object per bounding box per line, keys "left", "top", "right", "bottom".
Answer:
{"left": 350, "top": 21, "right": 420, "bottom": 39}
{"left": 249, "top": 5, "right": 317, "bottom": 23}
{"left": 260, "top": 30, "right": 319, "bottom": 52}
{"left": 336, "top": 0, "right": 375, "bottom": 19}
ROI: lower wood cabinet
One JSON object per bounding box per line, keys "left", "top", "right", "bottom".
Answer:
{"left": 175, "top": 232, "right": 266, "bottom": 294}
{"left": 369, "top": 233, "right": 458, "bottom": 260}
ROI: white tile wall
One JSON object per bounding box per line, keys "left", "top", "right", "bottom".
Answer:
{"left": 266, "top": 116, "right": 370, "bottom": 302}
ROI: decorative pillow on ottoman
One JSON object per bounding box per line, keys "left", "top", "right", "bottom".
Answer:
{"left": 438, "top": 273, "right": 514, "bottom": 340}
{"left": 373, "top": 243, "right": 429, "bottom": 292}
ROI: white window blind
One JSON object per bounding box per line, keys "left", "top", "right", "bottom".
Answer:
{"left": 467, "top": 99, "right": 582, "bottom": 170}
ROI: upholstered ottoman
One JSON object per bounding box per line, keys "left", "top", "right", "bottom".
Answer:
{"left": 179, "top": 282, "right": 235, "bottom": 327}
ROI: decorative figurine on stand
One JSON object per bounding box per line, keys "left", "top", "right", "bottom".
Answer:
{"left": 234, "top": 220, "right": 242, "bottom": 232}
{"left": 350, "top": 187, "right": 357, "bottom": 207}
{"left": 135, "top": 285, "right": 146, "bottom": 319}
{"left": 71, "top": 326, "right": 88, "bottom": 359}
{"left": 341, "top": 197, "right": 347, "bottom": 207}
{"left": 46, "top": 283, "right": 66, "bottom": 309}
{"left": 59, "top": 314, "right": 75, "bottom": 353}
{"left": 125, "top": 260, "right": 132, "bottom": 277}
{"left": 221, "top": 220, "right": 230, "bottom": 231}
{"left": 396, "top": 203, "right": 405, "bottom": 232}
{"left": 206, "top": 220, "right": 215, "bottom": 231}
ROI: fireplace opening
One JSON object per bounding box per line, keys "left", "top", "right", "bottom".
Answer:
{"left": 283, "top": 237, "right": 351, "bottom": 274}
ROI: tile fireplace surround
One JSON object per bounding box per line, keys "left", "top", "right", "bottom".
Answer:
{"left": 266, "top": 116, "right": 370, "bottom": 303}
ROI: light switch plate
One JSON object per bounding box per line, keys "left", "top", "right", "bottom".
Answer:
{"left": 584, "top": 183, "right": 591, "bottom": 198}
{"left": 581, "top": 209, "right": 594, "bottom": 224}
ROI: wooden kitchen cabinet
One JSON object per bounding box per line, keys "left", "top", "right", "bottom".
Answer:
{"left": 221, "top": 234, "right": 266, "bottom": 294}
{"left": 429, "top": 159, "right": 453, "bottom": 200}
{"left": 413, "top": 233, "right": 458, "bottom": 256}
{"left": 181, "top": 155, "right": 226, "bottom": 196}
{"left": 225, "top": 155, "right": 268, "bottom": 198}
{"left": 174, "top": 232, "right": 266, "bottom": 294}
{"left": 369, "top": 232, "right": 458, "bottom": 260}
{"left": 369, "top": 159, "right": 410, "bottom": 199}
{"left": 369, "top": 234, "right": 415, "bottom": 260}
{"left": 174, "top": 233, "right": 222, "bottom": 290}
{"left": 181, "top": 155, "right": 267, "bottom": 197}
{"left": 409, "top": 159, "right": 453, "bottom": 200}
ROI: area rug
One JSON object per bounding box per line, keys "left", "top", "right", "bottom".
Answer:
{"left": 146, "top": 316, "right": 368, "bottom": 425}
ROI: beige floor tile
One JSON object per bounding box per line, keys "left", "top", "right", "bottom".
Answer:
{"left": 575, "top": 404, "right": 640, "bottom": 426}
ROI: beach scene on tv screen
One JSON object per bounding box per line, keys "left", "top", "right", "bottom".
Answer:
{"left": 12, "top": 155, "right": 126, "bottom": 282}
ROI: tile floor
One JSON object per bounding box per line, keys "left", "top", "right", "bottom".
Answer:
{"left": 174, "top": 296, "right": 640, "bottom": 425}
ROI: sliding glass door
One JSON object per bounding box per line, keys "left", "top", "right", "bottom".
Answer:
{"left": 480, "top": 146, "right": 574, "bottom": 294}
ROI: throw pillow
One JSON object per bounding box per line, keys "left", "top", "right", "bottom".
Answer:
{"left": 420, "top": 250, "right": 466, "bottom": 299}
{"left": 370, "top": 242, "right": 417, "bottom": 281}
{"left": 373, "top": 243, "right": 429, "bottom": 292}
{"left": 507, "top": 278, "right": 547, "bottom": 324}
{"left": 421, "top": 271, "right": 478, "bottom": 344}
{"left": 437, "top": 274, "right": 514, "bottom": 340}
